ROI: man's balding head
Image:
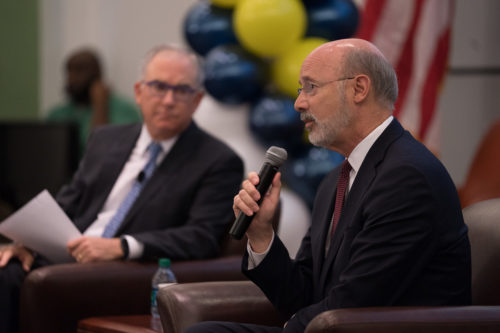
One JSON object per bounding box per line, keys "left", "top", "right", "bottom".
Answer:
{"left": 308, "top": 38, "right": 398, "bottom": 110}
{"left": 295, "top": 38, "right": 399, "bottom": 156}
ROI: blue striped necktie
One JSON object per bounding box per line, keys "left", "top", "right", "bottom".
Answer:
{"left": 102, "top": 142, "right": 163, "bottom": 238}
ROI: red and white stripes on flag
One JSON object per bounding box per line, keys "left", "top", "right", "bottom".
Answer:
{"left": 356, "top": 0, "right": 454, "bottom": 153}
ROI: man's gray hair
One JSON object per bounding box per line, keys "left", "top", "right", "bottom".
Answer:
{"left": 138, "top": 44, "right": 204, "bottom": 89}
{"left": 342, "top": 48, "right": 398, "bottom": 110}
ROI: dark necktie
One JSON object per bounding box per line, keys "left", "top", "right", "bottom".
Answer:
{"left": 331, "top": 160, "right": 352, "bottom": 237}
{"left": 102, "top": 142, "right": 163, "bottom": 238}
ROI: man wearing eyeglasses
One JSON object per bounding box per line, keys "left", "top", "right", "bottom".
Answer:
{"left": 187, "top": 39, "right": 470, "bottom": 332}
{"left": 0, "top": 44, "right": 243, "bottom": 333}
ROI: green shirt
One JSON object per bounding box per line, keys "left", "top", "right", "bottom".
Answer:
{"left": 46, "top": 93, "right": 141, "bottom": 154}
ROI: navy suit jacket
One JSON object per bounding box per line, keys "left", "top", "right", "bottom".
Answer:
{"left": 244, "top": 119, "right": 471, "bottom": 331}
{"left": 56, "top": 121, "right": 243, "bottom": 260}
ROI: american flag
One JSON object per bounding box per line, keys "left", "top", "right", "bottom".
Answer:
{"left": 356, "top": 0, "right": 454, "bottom": 154}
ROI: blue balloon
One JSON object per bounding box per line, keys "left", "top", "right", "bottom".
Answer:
{"left": 183, "top": 2, "right": 238, "bottom": 56}
{"left": 282, "top": 146, "right": 344, "bottom": 209}
{"left": 302, "top": 0, "right": 330, "bottom": 4}
{"left": 204, "top": 45, "right": 267, "bottom": 104}
{"left": 305, "top": 0, "right": 359, "bottom": 41}
{"left": 249, "top": 93, "right": 306, "bottom": 154}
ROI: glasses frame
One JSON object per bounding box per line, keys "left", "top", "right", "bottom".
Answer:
{"left": 297, "top": 77, "right": 355, "bottom": 96}
{"left": 142, "top": 80, "right": 198, "bottom": 102}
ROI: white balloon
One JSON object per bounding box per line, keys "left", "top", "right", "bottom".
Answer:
{"left": 194, "top": 95, "right": 311, "bottom": 258}
{"left": 277, "top": 188, "right": 311, "bottom": 258}
{"left": 194, "top": 96, "right": 266, "bottom": 174}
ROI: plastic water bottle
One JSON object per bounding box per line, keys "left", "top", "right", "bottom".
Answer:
{"left": 151, "top": 258, "right": 177, "bottom": 319}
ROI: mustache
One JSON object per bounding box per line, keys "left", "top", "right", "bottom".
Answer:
{"left": 300, "top": 113, "right": 317, "bottom": 123}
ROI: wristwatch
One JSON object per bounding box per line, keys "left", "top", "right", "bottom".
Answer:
{"left": 120, "top": 236, "right": 129, "bottom": 259}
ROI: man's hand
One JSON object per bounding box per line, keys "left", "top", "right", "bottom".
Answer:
{"left": 90, "top": 79, "right": 110, "bottom": 127}
{"left": 0, "top": 243, "right": 34, "bottom": 271}
{"left": 233, "top": 171, "right": 281, "bottom": 253}
{"left": 67, "top": 236, "right": 123, "bottom": 263}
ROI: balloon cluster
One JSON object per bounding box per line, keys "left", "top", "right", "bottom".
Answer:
{"left": 183, "top": 0, "right": 359, "bottom": 208}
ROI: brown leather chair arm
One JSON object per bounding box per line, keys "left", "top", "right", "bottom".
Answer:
{"left": 157, "top": 280, "right": 284, "bottom": 333}
{"left": 171, "top": 255, "right": 245, "bottom": 282}
{"left": 305, "top": 306, "right": 500, "bottom": 333}
{"left": 20, "top": 261, "right": 157, "bottom": 333}
{"left": 20, "top": 256, "right": 246, "bottom": 333}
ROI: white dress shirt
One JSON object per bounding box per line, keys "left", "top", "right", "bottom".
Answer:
{"left": 84, "top": 124, "right": 177, "bottom": 259}
{"left": 248, "top": 116, "right": 394, "bottom": 268}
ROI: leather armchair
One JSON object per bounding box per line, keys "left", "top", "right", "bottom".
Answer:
{"left": 158, "top": 281, "right": 284, "bottom": 333}
{"left": 20, "top": 205, "right": 281, "bottom": 333}
{"left": 156, "top": 198, "right": 500, "bottom": 332}
{"left": 305, "top": 306, "right": 500, "bottom": 332}
{"left": 20, "top": 257, "right": 246, "bottom": 333}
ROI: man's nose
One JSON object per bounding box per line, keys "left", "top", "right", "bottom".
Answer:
{"left": 161, "top": 89, "right": 176, "bottom": 104}
{"left": 294, "top": 92, "right": 307, "bottom": 113}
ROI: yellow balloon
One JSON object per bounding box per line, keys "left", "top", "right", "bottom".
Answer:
{"left": 272, "top": 38, "right": 328, "bottom": 98}
{"left": 233, "top": 0, "right": 307, "bottom": 58}
{"left": 211, "top": 0, "right": 240, "bottom": 9}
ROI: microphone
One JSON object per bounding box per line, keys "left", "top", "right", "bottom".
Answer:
{"left": 229, "top": 146, "right": 287, "bottom": 240}
{"left": 137, "top": 171, "right": 145, "bottom": 183}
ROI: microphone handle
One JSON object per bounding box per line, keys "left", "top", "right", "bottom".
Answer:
{"left": 229, "top": 163, "right": 278, "bottom": 240}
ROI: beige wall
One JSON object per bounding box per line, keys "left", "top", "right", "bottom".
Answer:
{"left": 39, "top": 0, "right": 500, "bottom": 186}
{"left": 439, "top": 0, "right": 500, "bottom": 184}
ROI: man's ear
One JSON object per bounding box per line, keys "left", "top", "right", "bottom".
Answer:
{"left": 133, "top": 81, "right": 142, "bottom": 105}
{"left": 191, "top": 91, "right": 204, "bottom": 111}
{"left": 352, "top": 75, "right": 370, "bottom": 104}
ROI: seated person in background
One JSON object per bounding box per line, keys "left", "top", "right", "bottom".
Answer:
{"left": 186, "top": 38, "right": 471, "bottom": 332}
{"left": 46, "top": 48, "right": 141, "bottom": 153}
{"left": 0, "top": 44, "right": 243, "bottom": 333}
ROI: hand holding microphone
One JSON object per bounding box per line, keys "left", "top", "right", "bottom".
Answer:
{"left": 230, "top": 146, "right": 287, "bottom": 240}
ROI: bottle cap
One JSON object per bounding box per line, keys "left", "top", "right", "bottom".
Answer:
{"left": 158, "top": 258, "right": 170, "bottom": 268}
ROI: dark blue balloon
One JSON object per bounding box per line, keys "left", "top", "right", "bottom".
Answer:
{"left": 183, "top": 2, "right": 238, "bottom": 56}
{"left": 204, "top": 45, "right": 267, "bottom": 104}
{"left": 305, "top": 0, "right": 359, "bottom": 41}
{"left": 249, "top": 93, "right": 306, "bottom": 154}
{"left": 302, "top": 0, "right": 330, "bottom": 4}
{"left": 282, "top": 146, "right": 344, "bottom": 209}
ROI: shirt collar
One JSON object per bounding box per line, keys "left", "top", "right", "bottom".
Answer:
{"left": 347, "top": 115, "right": 393, "bottom": 174}
{"left": 137, "top": 124, "right": 178, "bottom": 156}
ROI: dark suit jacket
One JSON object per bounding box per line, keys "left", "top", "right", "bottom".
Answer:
{"left": 244, "top": 119, "right": 471, "bottom": 331}
{"left": 56, "top": 121, "right": 243, "bottom": 260}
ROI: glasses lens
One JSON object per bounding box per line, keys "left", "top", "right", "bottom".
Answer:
{"left": 303, "top": 82, "right": 314, "bottom": 94}
{"left": 146, "top": 81, "right": 167, "bottom": 96}
{"left": 173, "top": 85, "right": 195, "bottom": 101}
{"left": 145, "top": 81, "right": 195, "bottom": 101}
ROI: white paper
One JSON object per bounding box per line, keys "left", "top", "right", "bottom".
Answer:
{"left": 0, "top": 190, "right": 81, "bottom": 263}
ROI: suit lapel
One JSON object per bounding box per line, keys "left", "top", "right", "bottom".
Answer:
{"left": 115, "top": 122, "right": 201, "bottom": 234}
{"left": 318, "top": 119, "right": 405, "bottom": 289}
{"left": 78, "top": 124, "right": 140, "bottom": 232}
{"left": 311, "top": 171, "right": 339, "bottom": 286}
{"left": 99, "top": 125, "right": 142, "bottom": 191}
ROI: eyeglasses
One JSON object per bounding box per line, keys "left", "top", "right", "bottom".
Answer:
{"left": 297, "top": 77, "right": 355, "bottom": 96}
{"left": 143, "top": 80, "right": 198, "bottom": 102}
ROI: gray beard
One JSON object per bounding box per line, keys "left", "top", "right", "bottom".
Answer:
{"left": 307, "top": 106, "right": 352, "bottom": 148}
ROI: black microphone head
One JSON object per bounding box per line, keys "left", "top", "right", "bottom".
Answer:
{"left": 265, "top": 146, "right": 287, "bottom": 167}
